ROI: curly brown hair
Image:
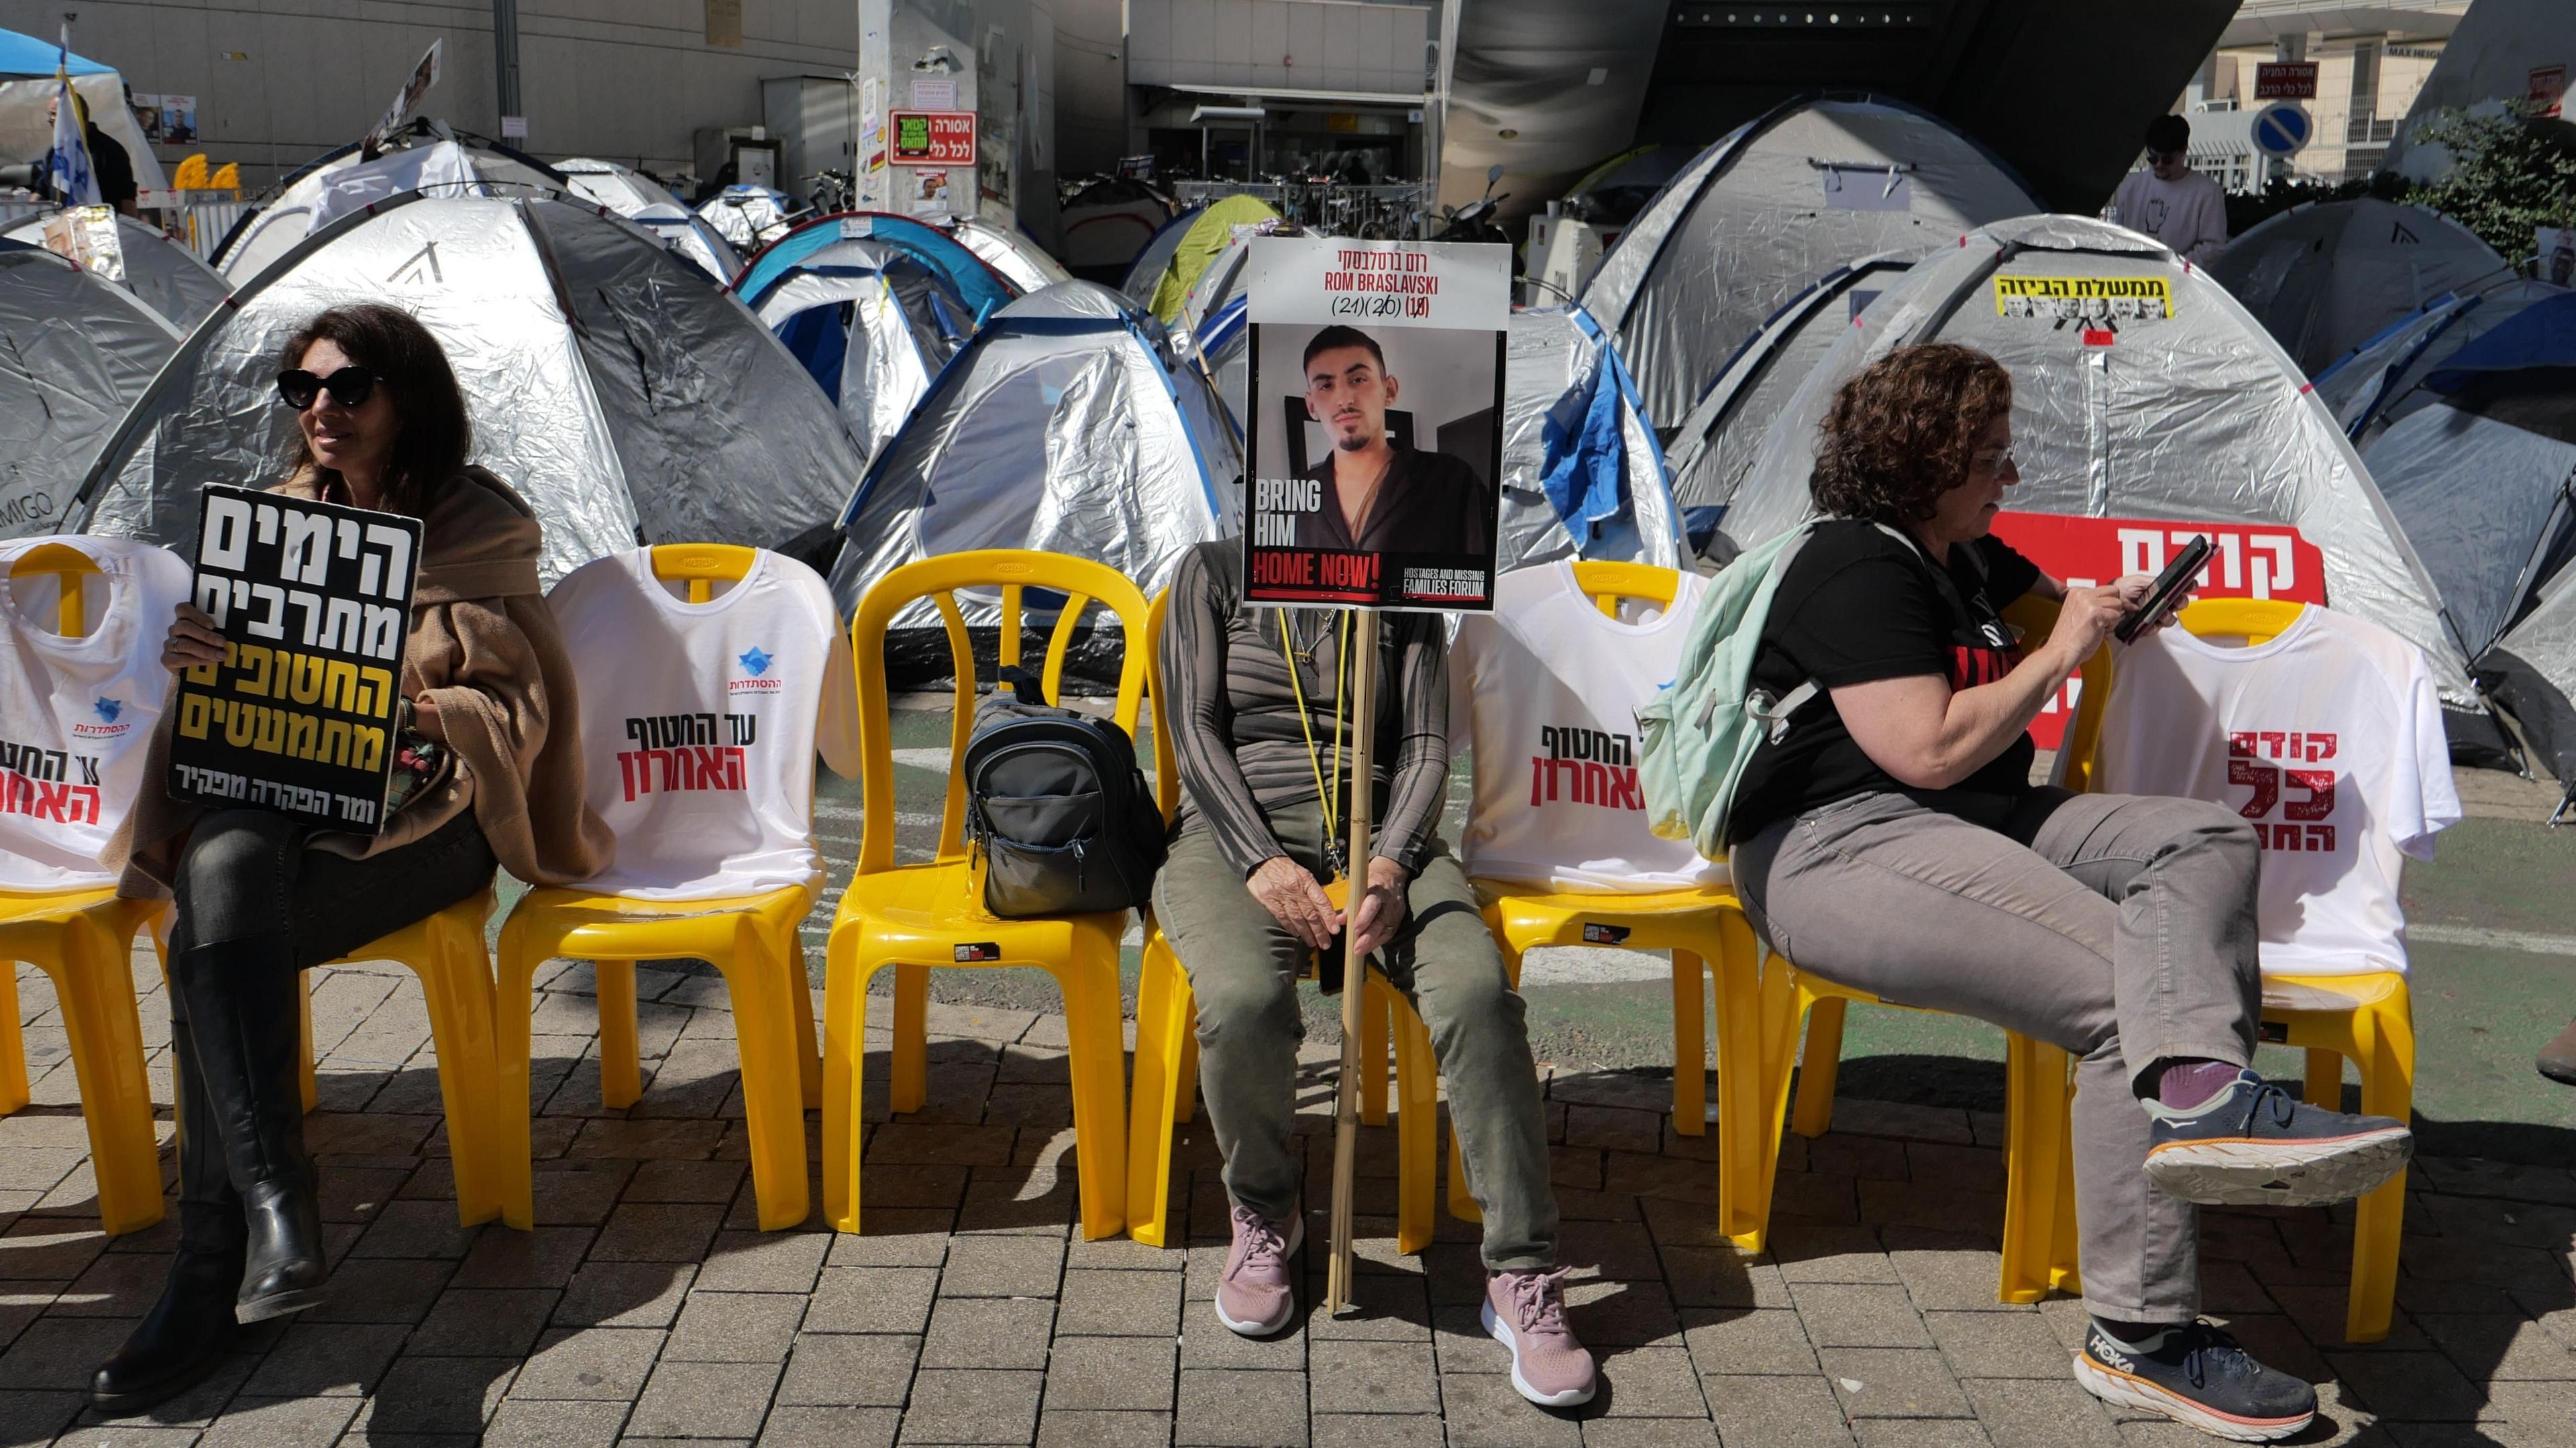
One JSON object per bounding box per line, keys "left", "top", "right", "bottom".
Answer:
{"left": 1809, "top": 343, "right": 2012, "bottom": 525}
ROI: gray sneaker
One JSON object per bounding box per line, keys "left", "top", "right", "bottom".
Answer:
{"left": 2142, "top": 1069, "right": 2410, "bottom": 1207}
{"left": 1214, "top": 1206, "right": 1300, "bottom": 1337}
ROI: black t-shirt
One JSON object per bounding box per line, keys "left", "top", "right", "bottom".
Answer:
{"left": 1729, "top": 520, "right": 2049, "bottom": 844}
{"left": 89, "top": 127, "right": 137, "bottom": 208}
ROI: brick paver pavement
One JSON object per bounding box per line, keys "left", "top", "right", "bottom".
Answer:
{"left": 0, "top": 945, "right": 2569, "bottom": 1446}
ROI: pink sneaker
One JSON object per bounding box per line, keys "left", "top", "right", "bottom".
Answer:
{"left": 1483, "top": 1267, "right": 1597, "bottom": 1406}
{"left": 1214, "top": 1205, "right": 1301, "bottom": 1337}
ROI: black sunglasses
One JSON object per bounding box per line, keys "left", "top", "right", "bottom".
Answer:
{"left": 275, "top": 366, "right": 379, "bottom": 410}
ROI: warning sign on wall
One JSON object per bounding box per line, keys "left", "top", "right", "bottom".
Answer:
{"left": 890, "top": 111, "right": 975, "bottom": 167}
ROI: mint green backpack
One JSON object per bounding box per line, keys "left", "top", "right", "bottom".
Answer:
{"left": 1636, "top": 525, "right": 1833, "bottom": 860}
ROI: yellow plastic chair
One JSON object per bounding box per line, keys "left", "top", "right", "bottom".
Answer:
{"left": 2096, "top": 596, "right": 2415, "bottom": 1343}
{"left": 494, "top": 543, "right": 824, "bottom": 1232}
{"left": 1458, "top": 561, "right": 1769, "bottom": 1237}
{"left": 1123, "top": 586, "right": 1442, "bottom": 1251}
{"left": 1744, "top": 596, "right": 2108, "bottom": 1299}
{"left": 821, "top": 551, "right": 1143, "bottom": 1239}
{"left": 0, "top": 543, "right": 168, "bottom": 1234}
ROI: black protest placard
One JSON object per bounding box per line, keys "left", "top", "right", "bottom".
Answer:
{"left": 168, "top": 486, "right": 421, "bottom": 833}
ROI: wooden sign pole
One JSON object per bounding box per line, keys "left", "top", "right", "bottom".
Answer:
{"left": 1324, "top": 606, "right": 1379, "bottom": 1317}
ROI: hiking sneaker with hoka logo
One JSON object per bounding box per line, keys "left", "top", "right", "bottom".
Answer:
{"left": 2142, "top": 1068, "right": 2411, "bottom": 1207}
{"left": 2074, "top": 1319, "right": 2316, "bottom": 1442}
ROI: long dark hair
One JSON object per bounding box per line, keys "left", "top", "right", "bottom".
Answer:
{"left": 278, "top": 304, "right": 472, "bottom": 517}
{"left": 1809, "top": 343, "right": 2013, "bottom": 525}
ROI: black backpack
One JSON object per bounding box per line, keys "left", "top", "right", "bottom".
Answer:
{"left": 963, "top": 667, "right": 1167, "bottom": 917}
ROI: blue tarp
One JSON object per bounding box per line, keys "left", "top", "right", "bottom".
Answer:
{"left": 0, "top": 29, "right": 113, "bottom": 78}
{"left": 2426, "top": 292, "right": 2576, "bottom": 392}
{"left": 1538, "top": 309, "right": 1649, "bottom": 533}
{"left": 735, "top": 213, "right": 1013, "bottom": 321}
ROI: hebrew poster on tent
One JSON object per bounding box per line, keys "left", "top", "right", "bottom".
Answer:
{"left": 1240, "top": 236, "right": 1510, "bottom": 612}
{"left": 168, "top": 486, "right": 420, "bottom": 833}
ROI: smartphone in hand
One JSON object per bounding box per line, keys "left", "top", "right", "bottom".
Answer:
{"left": 2115, "top": 535, "right": 2213, "bottom": 644}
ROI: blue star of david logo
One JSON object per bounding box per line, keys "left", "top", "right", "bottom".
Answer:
{"left": 93, "top": 697, "right": 123, "bottom": 722}
{"left": 739, "top": 647, "right": 773, "bottom": 677}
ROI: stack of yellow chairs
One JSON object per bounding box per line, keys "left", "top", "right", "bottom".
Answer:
{"left": 819, "top": 551, "right": 1146, "bottom": 1240}
{"left": 1122, "top": 586, "right": 1443, "bottom": 1252}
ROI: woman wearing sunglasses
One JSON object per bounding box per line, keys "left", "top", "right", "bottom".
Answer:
{"left": 90, "top": 304, "right": 612, "bottom": 1412}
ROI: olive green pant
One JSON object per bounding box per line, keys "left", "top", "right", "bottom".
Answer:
{"left": 1151, "top": 801, "right": 1558, "bottom": 1270}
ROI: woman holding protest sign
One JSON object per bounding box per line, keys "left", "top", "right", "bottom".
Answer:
{"left": 88, "top": 304, "right": 612, "bottom": 1412}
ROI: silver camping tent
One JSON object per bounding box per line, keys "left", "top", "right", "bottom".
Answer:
{"left": 737, "top": 235, "right": 975, "bottom": 464}
{"left": 558, "top": 158, "right": 741, "bottom": 282}
{"left": 214, "top": 129, "right": 568, "bottom": 284}
{"left": 1580, "top": 93, "right": 2041, "bottom": 423}
{"left": 698, "top": 186, "right": 795, "bottom": 250}
{"left": 2209, "top": 199, "right": 2512, "bottom": 377}
{"left": 2355, "top": 290, "right": 2576, "bottom": 779}
{"left": 828, "top": 280, "right": 1239, "bottom": 666}
{"left": 2, "top": 212, "right": 227, "bottom": 331}
{"left": 1721, "top": 215, "right": 2471, "bottom": 727}
{"left": 73, "top": 194, "right": 861, "bottom": 584}
{"left": 0, "top": 243, "right": 180, "bottom": 541}
{"left": 946, "top": 215, "right": 1072, "bottom": 292}
{"left": 1659, "top": 252, "right": 1913, "bottom": 549}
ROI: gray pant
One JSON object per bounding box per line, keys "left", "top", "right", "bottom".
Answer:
{"left": 1732, "top": 789, "right": 2263, "bottom": 1321}
{"left": 1152, "top": 800, "right": 1558, "bottom": 1270}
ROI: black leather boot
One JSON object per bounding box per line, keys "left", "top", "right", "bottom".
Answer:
{"left": 170, "top": 940, "right": 327, "bottom": 1322}
{"left": 90, "top": 1030, "right": 244, "bottom": 1412}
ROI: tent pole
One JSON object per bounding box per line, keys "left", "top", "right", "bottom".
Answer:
{"left": 1324, "top": 606, "right": 1379, "bottom": 1317}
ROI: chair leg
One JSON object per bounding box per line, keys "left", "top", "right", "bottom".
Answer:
{"left": 49, "top": 918, "right": 162, "bottom": 1235}
{"left": 2303, "top": 1048, "right": 2343, "bottom": 1110}
{"left": 891, "top": 962, "right": 929, "bottom": 1114}
{"left": 1999, "top": 1034, "right": 2070, "bottom": 1302}
{"left": 0, "top": 962, "right": 30, "bottom": 1116}
{"left": 1788, "top": 996, "right": 1848, "bottom": 1139}
{"left": 820, "top": 939, "right": 873, "bottom": 1234}
{"left": 1671, "top": 950, "right": 1706, "bottom": 1136}
{"left": 1126, "top": 938, "right": 1192, "bottom": 1247}
{"left": 297, "top": 977, "right": 318, "bottom": 1113}
{"left": 596, "top": 960, "right": 643, "bottom": 1110}
{"left": 721, "top": 923, "right": 811, "bottom": 1230}
{"left": 493, "top": 918, "right": 544, "bottom": 1232}
{"left": 1360, "top": 974, "right": 1389, "bottom": 1127}
{"left": 1173, "top": 1019, "right": 1200, "bottom": 1124}
{"left": 1057, "top": 938, "right": 1130, "bottom": 1241}
{"left": 407, "top": 917, "right": 504, "bottom": 1227}
{"left": 1389, "top": 984, "right": 1436, "bottom": 1256}
{"left": 1728, "top": 928, "right": 1801, "bottom": 1253}
{"left": 788, "top": 937, "right": 821, "bottom": 1111}
{"left": 2345, "top": 1001, "right": 2414, "bottom": 1345}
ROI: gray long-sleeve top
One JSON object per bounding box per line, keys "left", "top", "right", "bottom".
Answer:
{"left": 1159, "top": 541, "right": 1450, "bottom": 877}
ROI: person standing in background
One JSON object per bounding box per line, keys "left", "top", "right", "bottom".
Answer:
{"left": 2109, "top": 115, "right": 2226, "bottom": 267}
{"left": 46, "top": 89, "right": 140, "bottom": 217}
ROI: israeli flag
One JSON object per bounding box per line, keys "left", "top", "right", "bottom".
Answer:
{"left": 46, "top": 31, "right": 102, "bottom": 207}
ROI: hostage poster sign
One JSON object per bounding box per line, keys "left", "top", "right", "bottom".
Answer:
{"left": 169, "top": 486, "right": 421, "bottom": 832}
{"left": 1241, "top": 236, "right": 1510, "bottom": 611}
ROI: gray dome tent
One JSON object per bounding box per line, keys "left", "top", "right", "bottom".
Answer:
{"left": 2, "top": 212, "right": 227, "bottom": 331}
{"left": 737, "top": 236, "right": 975, "bottom": 464}
{"left": 73, "top": 194, "right": 861, "bottom": 583}
{"left": 1722, "top": 215, "right": 2475, "bottom": 734}
{"left": 2210, "top": 199, "right": 2512, "bottom": 377}
{"left": 0, "top": 243, "right": 180, "bottom": 540}
{"left": 1580, "top": 93, "right": 2041, "bottom": 423}
{"left": 1659, "top": 252, "right": 1913, "bottom": 549}
{"left": 558, "top": 158, "right": 741, "bottom": 282}
{"left": 216, "top": 129, "right": 568, "bottom": 284}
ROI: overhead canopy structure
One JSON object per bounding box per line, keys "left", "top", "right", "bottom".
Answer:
{"left": 2357, "top": 290, "right": 2576, "bottom": 779}
{"left": 1581, "top": 93, "right": 2042, "bottom": 422}
{"left": 945, "top": 215, "right": 1072, "bottom": 292}
{"left": 74, "top": 194, "right": 861, "bottom": 582}
{"left": 1659, "top": 252, "right": 1913, "bottom": 547}
{"left": 0, "top": 29, "right": 167, "bottom": 194}
{"left": 0, "top": 241, "right": 179, "bottom": 540}
{"left": 214, "top": 127, "right": 567, "bottom": 282}
{"left": 2314, "top": 279, "right": 2572, "bottom": 441}
{"left": 737, "top": 235, "right": 973, "bottom": 463}
{"left": 1721, "top": 215, "right": 2475, "bottom": 738}
{"left": 3, "top": 210, "right": 227, "bottom": 329}
{"left": 738, "top": 212, "right": 1016, "bottom": 325}
{"left": 828, "top": 280, "right": 1239, "bottom": 666}
{"left": 2388, "top": 0, "right": 2576, "bottom": 178}
{"left": 557, "top": 158, "right": 739, "bottom": 281}
{"left": 2209, "top": 200, "right": 2512, "bottom": 377}
{"left": 1497, "top": 306, "right": 1686, "bottom": 573}
{"left": 1131, "top": 194, "right": 1280, "bottom": 325}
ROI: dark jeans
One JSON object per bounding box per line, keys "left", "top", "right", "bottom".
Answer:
{"left": 168, "top": 807, "right": 498, "bottom": 968}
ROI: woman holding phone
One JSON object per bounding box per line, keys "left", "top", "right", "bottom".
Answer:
{"left": 89, "top": 304, "right": 611, "bottom": 1412}
{"left": 1725, "top": 343, "right": 2412, "bottom": 1443}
